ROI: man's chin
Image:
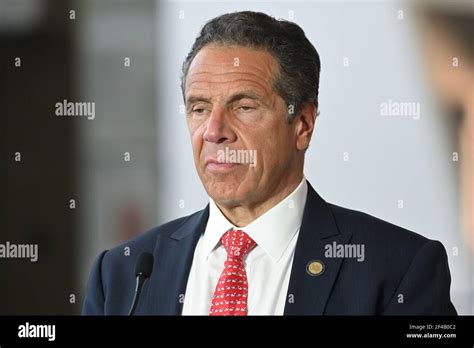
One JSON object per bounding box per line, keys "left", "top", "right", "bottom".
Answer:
{"left": 201, "top": 176, "right": 257, "bottom": 205}
{"left": 207, "top": 188, "right": 248, "bottom": 208}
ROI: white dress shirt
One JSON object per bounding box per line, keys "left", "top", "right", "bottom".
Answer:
{"left": 182, "top": 178, "right": 308, "bottom": 315}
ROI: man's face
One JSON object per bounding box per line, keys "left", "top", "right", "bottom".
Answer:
{"left": 185, "top": 44, "right": 303, "bottom": 208}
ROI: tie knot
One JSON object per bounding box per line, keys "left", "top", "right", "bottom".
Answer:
{"left": 221, "top": 229, "right": 256, "bottom": 259}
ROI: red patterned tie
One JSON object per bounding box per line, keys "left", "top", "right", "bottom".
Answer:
{"left": 209, "top": 228, "right": 257, "bottom": 316}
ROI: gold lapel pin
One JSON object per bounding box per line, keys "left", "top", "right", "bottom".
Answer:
{"left": 306, "top": 260, "right": 325, "bottom": 276}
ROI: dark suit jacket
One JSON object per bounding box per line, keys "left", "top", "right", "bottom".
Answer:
{"left": 82, "top": 182, "right": 457, "bottom": 315}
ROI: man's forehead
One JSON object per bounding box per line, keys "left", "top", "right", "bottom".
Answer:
{"left": 185, "top": 72, "right": 273, "bottom": 102}
{"left": 185, "top": 45, "right": 278, "bottom": 99}
{"left": 187, "top": 44, "right": 278, "bottom": 78}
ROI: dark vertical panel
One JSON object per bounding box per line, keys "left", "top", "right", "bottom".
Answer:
{"left": 0, "top": 0, "right": 78, "bottom": 314}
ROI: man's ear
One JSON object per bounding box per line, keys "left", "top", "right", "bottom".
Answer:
{"left": 295, "top": 102, "right": 317, "bottom": 151}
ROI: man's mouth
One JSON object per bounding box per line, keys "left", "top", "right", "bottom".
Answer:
{"left": 203, "top": 147, "right": 258, "bottom": 171}
{"left": 205, "top": 158, "right": 242, "bottom": 172}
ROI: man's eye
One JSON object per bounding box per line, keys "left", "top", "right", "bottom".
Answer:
{"left": 192, "top": 108, "right": 206, "bottom": 114}
{"left": 238, "top": 106, "right": 255, "bottom": 111}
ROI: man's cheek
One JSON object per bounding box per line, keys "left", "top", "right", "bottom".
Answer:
{"left": 190, "top": 132, "right": 203, "bottom": 153}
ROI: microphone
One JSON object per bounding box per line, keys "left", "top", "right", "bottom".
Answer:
{"left": 128, "top": 252, "right": 154, "bottom": 316}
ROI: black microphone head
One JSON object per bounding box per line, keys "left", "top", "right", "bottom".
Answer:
{"left": 134, "top": 252, "right": 154, "bottom": 278}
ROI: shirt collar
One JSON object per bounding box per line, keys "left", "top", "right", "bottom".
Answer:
{"left": 202, "top": 177, "right": 308, "bottom": 263}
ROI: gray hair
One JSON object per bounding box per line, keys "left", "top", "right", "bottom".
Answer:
{"left": 181, "top": 11, "right": 321, "bottom": 123}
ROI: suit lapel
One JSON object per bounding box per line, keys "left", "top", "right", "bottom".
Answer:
{"left": 141, "top": 205, "right": 209, "bottom": 314}
{"left": 284, "top": 183, "right": 352, "bottom": 315}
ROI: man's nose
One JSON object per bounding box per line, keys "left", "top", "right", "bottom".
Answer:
{"left": 203, "top": 108, "right": 236, "bottom": 144}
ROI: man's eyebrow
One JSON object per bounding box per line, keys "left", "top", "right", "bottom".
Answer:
{"left": 185, "top": 95, "right": 212, "bottom": 106}
{"left": 186, "top": 91, "right": 264, "bottom": 106}
{"left": 226, "top": 91, "right": 263, "bottom": 104}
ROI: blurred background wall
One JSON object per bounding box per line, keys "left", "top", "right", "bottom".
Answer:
{"left": 1, "top": 0, "right": 472, "bottom": 314}
{"left": 1, "top": 0, "right": 158, "bottom": 314}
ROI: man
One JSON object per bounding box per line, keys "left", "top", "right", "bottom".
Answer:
{"left": 83, "top": 11, "right": 456, "bottom": 315}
